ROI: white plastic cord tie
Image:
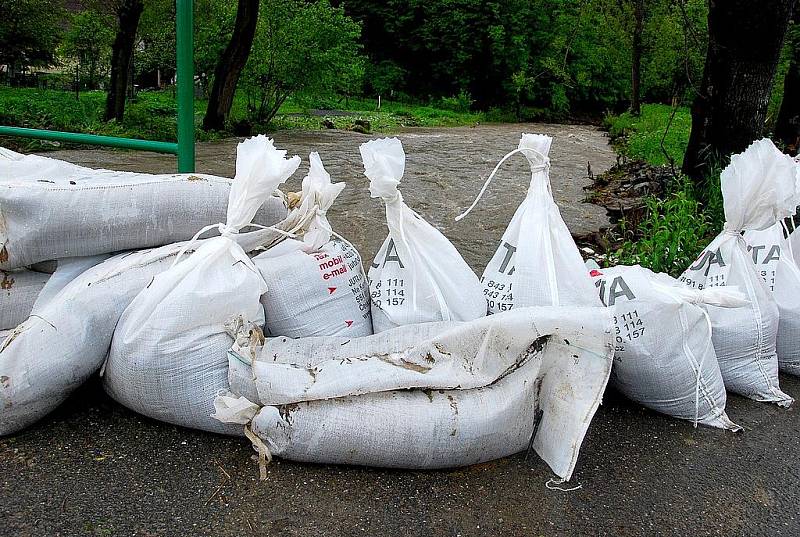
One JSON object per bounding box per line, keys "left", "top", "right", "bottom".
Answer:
{"left": 456, "top": 146, "right": 549, "bottom": 222}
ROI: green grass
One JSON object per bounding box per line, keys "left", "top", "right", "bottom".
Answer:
{"left": 604, "top": 103, "right": 692, "bottom": 166}
{"left": 603, "top": 103, "right": 724, "bottom": 277}
{"left": 0, "top": 87, "right": 486, "bottom": 151}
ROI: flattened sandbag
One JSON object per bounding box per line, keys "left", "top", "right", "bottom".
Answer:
{"left": 0, "top": 149, "right": 287, "bottom": 269}
{"left": 217, "top": 306, "right": 614, "bottom": 481}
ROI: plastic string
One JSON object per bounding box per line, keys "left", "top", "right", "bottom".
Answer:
{"left": 170, "top": 222, "right": 299, "bottom": 269}
{"left": 545, "top": 477, "right": 582, "bottom": 492}
{"left": 455, "top": 146, "right": 549, "bottom": 222}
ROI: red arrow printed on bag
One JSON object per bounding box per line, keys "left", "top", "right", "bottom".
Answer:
{"left": 328, "top": 287, "right": 337, "bottom": 294}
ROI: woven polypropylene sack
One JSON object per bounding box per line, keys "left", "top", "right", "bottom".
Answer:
{"left": 0, "top": 245, "right": 179, "bottom": 435}
{"left": 255, "top": 239, "right": 372, "bottom": 338}
{"left": 590, "top": 264, "right": 742, "bottom": 429}
{"left": 254, "top": 152, "right": 372, "bottom": 338}
{"left": 0, "top": 269, "right": 49, "bottom": 330}
{"left": 361, "top": 138, "right": 484, "bottom": 332}
{"left": 216, "top": 306, "right": 614, "bottom": 481}
{"left": 679, "top": 139, "right": 796, "bottom": 405}
{"left": 104, "top": 137, "right": 301, "bottom": 434}
{"left": 0, "top": 226, "right": 294, "bottom": 436}
{"left": 744, "top": 223, "right": 800, "bottom": 375}
{"left": 458, "top": 134, "right": 600, "bottom": 310}
{"left": 0, "top": 147, "right": 287, "bottom": 270}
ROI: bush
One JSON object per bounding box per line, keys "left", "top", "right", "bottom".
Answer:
{"left": 241, "top": 0, "right": 365, "bottom": 125}
{"left": 611, "top": 177, "right": 720, "bottom": 276}
{"left": 604, "top": 104, "right": 692, "bottom": 166}
{"left": 433, "top": 91, "right": 474, "bottom": 113}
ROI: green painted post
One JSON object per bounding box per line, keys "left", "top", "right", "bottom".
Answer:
{"left": 176, "top": 0, "right": 195, "bottom": 173}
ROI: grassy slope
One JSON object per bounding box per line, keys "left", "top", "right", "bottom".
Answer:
{"left": 602, "top": 104, "right": 726, "bottom": 276}
{"left": 604, "top": 103, "right": 691, "bottom": 166}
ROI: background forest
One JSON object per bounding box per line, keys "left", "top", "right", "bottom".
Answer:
{"left": 0, "top": 0, "right": 722, "bottom": 129}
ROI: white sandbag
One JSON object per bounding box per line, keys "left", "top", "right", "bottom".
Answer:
{"left": 216, "top": 306, "right": 614, "bottom": 480}
{"left": 0, "top": 226, "right": 291, "bottom": 435}
{"left": 0, "top": 255, "right": 113, "bottom": 331}
{"left": 0, "top": 269, "right": 50, "bottom": 330}
{"left": 104, "top": 136, "right": 301, "bottom": 434}
{"left": 457, "top": 134, "right": 600, "bottom": 310}
{"left": 30, "top": 254, "right": 111, "bottom": 313}
{"left": 0, "top": 147, "right": 288, "bottom": 270}
{"left": 679, "top": 139, "right": 795, "bottom": 405}
{"left": 744, "top": 222, "right": 800, "bottom": 375}
{"left": 0, "top": 244, "right": 182, "bottom": 435}
{"left": 361, "top": 138, "right": 484, "bottom": 332}
{"left": 254, "top": 153, "right": 372, "bottom": 338}
{"left": 589, "top": 264, "right": 744, "bottom": 430}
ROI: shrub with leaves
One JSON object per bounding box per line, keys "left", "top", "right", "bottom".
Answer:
{"left": 241, "top": 0, "right": 365, "bottom": 125}
{"left": 611, "top": 175, "right": 723, "bottom": 277}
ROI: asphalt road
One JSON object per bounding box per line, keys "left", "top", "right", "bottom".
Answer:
{"left": 2, "top": 375, "right": 799, "bottom": 536}
{"left": 2, "top": 125, "right": 799, "bottom": 536}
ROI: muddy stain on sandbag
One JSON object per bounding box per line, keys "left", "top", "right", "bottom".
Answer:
{"left": 0, "top": 245, "right": 8, "bottom": 264}
{"left": 376, "top": 353, "right": 432, "bottom": 373}
{"left": 278, "top": 403, "right": 300, "bottom": 425}
{"left": 447, "top": 394, "right": 459, "bottom": 436}
{"left": 433, "top": 342, "right": 450, "bottom": 356}
{"left": 1, "top": 271, "right": 13, "bottom": 289}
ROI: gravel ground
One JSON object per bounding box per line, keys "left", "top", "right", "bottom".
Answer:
{"left": 1, "top": 124, "right": 798, "bottom": 536}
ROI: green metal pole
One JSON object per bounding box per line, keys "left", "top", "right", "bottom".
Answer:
{"left": 0, "top": 126, "right": 179, "bottom": 154}
{"left": 176, "top": 0, "right": 195, "bottom": 173}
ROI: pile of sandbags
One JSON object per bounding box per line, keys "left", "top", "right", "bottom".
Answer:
{"left": 5, "top": 132, "right": 799, "bottom": 483}
{"left": 679, "top": 139, "right": 797, "bottom": 406}
{"left": 0, "top": 137, "right": 290, "bottom": 435}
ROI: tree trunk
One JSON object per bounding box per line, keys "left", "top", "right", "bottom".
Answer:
{"left": 202, "top": 0, "right": 260, "bottom": 131}
{"left": 630, "top": 0, "right": 644, "bottom": 115}
{"left": 104, "top": 0, "right": 144, "bottom": 122}
{"left": 682, "top": 0, "right": 796, "bottom": 182}
{"left": 775, "top": 18, "right": 799, "bottom": 155}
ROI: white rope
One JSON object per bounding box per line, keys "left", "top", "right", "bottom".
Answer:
{"left": 545, "top": 478, "right": 582, "bottom": 492}
{"left": 170, "top": 221, "right": 299, "bottom": 269}
{"left": 455, "top": 146, "right": 549, "bottom": 222}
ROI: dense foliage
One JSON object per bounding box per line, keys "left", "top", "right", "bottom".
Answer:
{"left": 241, "top": 0, "right": 364, "bottom": 125}
{"left": 0, "top": 0, "right": 65, "bottom": 78}
{"left": 0, "top": 0, "right": 793, "bottom": 130}
{"left": 606, "top": 104, "right": 724, "bottom": 276}
{"left": 342, "top": 0, "right": 708, "bottom": 117}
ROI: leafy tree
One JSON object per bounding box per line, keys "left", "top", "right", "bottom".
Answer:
{"left": 683, "top": 0, "right": 797, "bottom": 182}
{"left": 105, "top": 0, "right": 145, "bottom": 121}
{"left": 241, "top": 0, "right": 364, "bottom": 124}
{"left": 62, "top": 10, "right": 115, "bottom": 90}
{"left": 775, "top": 15, "right": 799, "bottom": 154}
{"left": 136, "top": 0, "right": 176, "bottom": 87}
{"left": 0, "top": 0, "right": 65, "bottom": 80}
{"left": 203, "top": 0, "right": 260, "bottom": 131}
